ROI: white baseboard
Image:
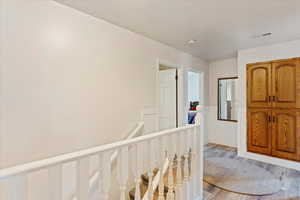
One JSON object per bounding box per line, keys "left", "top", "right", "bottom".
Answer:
{"left": 194, "top": 195, "right": 203, "bottom": 200}
{"left": 239, "top": 151, "right": 300, "bottom": 171}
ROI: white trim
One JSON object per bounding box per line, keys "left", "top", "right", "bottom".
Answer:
{"left": 71, "top": 122, "right": 145, "bottom": 200}
{"left": 156, "top": 59, "right": 184, "bottom": 128}
{"left": 188, "top": 68, "right": 205, "bottom": 104}
{"left": 110, "top": 122, "right": 144, "bottom": 163}
{"left": 0, "top": 124, "right": 199, "bottom": 179}
{"left": 194, "top": 196, "right": 203, "bottom": 200}
{"left": 156, "top": 60, "right": 206, "bottom": 129}
{"left": 141, "top": 108, "right": 158, "bottom": 133}
{"left": 186, "top": 69, "right": 205, "bottom": 111}
{"left": 0, "top": 0, "right": 7, "bottom": 170}
{"left": 177, "top": 67, "right": 186, "bottom": 126}
{"left": 240, "top": 150, "right": 300, "bottom": 171}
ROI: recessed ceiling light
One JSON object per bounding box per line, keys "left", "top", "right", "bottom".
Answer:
{"left": 253, "top": 32, "right": 272, "bottom": 38}
{"left": 262, "top": 32, "right": 272, "bottom": 37}
{"left": 187, "top": 39, "right": 197, "bottom": 44}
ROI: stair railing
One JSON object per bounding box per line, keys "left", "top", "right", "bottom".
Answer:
{"left": 142, "top": 108, "right": 204, "bottom": 200}
{"left": 70, "top": 122, "right": 145, "bottom": 200}
{"left": 0, "top": 111, "right": 204, "bottom": 200}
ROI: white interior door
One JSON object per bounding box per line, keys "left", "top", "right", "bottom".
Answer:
{"left": 159, "top": 69, "right": 177, "bottom": 130}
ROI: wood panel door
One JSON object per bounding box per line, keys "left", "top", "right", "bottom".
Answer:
{"left": 272, "top": 59, "right": 300, "bottom": 108}
{"left": 271, "top": 110, "right": 300, "bottom": 161}
{"left": 247, "top": 109, "right": 272, "bottom": 155}
{"left": 247, "top": 63, "right": 272, "bottom": 108}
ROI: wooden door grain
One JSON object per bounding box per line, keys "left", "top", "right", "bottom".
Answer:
{"left": 247, "top": 109, "right": 272, "bottom": 155}
{"left": 247, "top": 63, "right": 272, "bottom": 108}
{"left": 247, "top": 58, "right": 300, "bottom": 162}
{"left": 272, "top": 58, "right": 300, "bottom": 108}
{"left": 271, "top": 109, "right": 300, "bottom": 161}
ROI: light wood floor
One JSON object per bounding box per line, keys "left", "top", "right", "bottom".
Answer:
{"left": 204, "top": 143, "right": 300, "bottom": 200}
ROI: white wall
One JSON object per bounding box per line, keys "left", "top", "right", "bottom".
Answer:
{"left": 0, "top": 0, "right": 5, "bottom": 170}
{"left": 238, "top": 39, "right": 300, "bottom": 170}
{"left": 0, "top": 0, "right": 209, "bottom": 169}
{"left": 208, "top": 58, "right": 238, "bottom": 147}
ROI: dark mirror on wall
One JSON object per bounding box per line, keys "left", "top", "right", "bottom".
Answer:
{"left": 218, "top": 77, "right": 238, "bottom": 122}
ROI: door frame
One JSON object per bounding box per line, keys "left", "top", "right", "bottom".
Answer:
{"left": 156, "top": 59, "right": 205, "bottom": 128}
{"left": 186, "top": 68, "right": 205, "bottom": 118}
{"left": 156, "top": 59, "right": 182, "bottom": 128}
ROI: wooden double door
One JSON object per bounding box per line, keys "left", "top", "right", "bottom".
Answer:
{"left": 247, "top": 58, "right": 300, "bottom": 161}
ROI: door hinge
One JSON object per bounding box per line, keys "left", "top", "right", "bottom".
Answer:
{"left": 175, "top": 75, "right": 178, "bottom": 80}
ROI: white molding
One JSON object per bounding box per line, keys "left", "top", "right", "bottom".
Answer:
{"left": 71, "top": 122, "right": 145, "bottom": 200}
{"left": 240, "top": 151, "right": 300, "bottom": 171}
{"left": 0, "top": 124, "right": 199, "bottom": 179}
{"left": 141, "top": 108, "right": 158, "bottom": 134}
{"left": 194, "top": 196, "right": 203, "bottom": 200}
{"left": 186, "top": 68, "right": 205, "bottom": 106}
{"left": 156, "top": 59, "right": 184, "bottom": 129}
{"left": 155, "top": 59, "right": 206, "bottom": 130}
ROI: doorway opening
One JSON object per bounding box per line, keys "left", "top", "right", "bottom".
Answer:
{"left": 158, "top": 64, "right": 178, "bottom": 130}
{"left": 187, "top": 71, "right": 201, "bottom": 124}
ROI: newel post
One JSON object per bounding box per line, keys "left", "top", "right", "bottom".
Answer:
{"left": 195, "top": 105, "right": 204, "bottom": 200}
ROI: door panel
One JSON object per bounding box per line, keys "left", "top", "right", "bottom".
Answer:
{"left": 272, "top": 59, "right": 300, "bottom": 108}
{"left": 272, "top": 110, "right": 300, "bottom": 161}
{"left": 247, "top": 109, "right": 272, "bottom": 155}
{"left": 159, "top": 69, "right": 177, "bottom": 130}
{"left": 247, "top": 58, "right": 300, "bottom": 162}
{"left": 247, "top": 63, "right": 272, "bottom": 108}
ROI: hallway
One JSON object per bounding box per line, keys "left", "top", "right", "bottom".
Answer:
{"left": 204, "top": 144, "right": 300, "bottom": 200}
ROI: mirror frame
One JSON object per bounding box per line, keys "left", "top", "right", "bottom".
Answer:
{"left": 217, "top": 77, "right": 238, "bottom": 122}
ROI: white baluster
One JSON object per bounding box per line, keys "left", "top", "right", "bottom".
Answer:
{"left": 158, "top": 136, "right": 167, "bottom": 200}
{"left": 175, "top": 132, "right": 183, "bottom": 200}
{"left": 183, "top": 129, "right": 191, "bottom": 200}
{"left": 191, "top": 126, "right": 198, "bottom": 199}
{"left": 166, "top": 134, "right": 175, "bottom": 200}
{"left": 76, "top": 157, "right": 89, "bottom": 200}
{"left": 183, "top": 155, "right": 189, "bottom": 200}
{"left": 101, "top": 151, "right": 112, "bottom": 200}
{"left": 117, "top": 146, "right": 129, "bottom": 200}
{"left": 147, "top": 139, "right": 155, "bottom": 200}
{"left": 195, "top": 106, "right": 201, "bottom": 125}
{"left": 187, "top": 128, "right": 194, "bottom": 200}
{"left": 130, "top": 144, "right": 141, "bottom": 200}
{"left": 98, "top": 153, "right": 103, "bottom": 199}
{"left": 189, "top": 128, "right": 194, "bottom": 200}
{"left": 157, "top": 169, "right": 165, "bottom": 200}
{"left": 48, "top": 165, "right": 62, "bottom": 200}
{"left": 7, "top": 174, "right": 28, "bottom": 200}
{"left": 195, "top": 110, "right": 204, "bottom": 200}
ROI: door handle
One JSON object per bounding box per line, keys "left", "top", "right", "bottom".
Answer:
{"left": 268, "top": 115, "right": 271, "bottom": 122}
